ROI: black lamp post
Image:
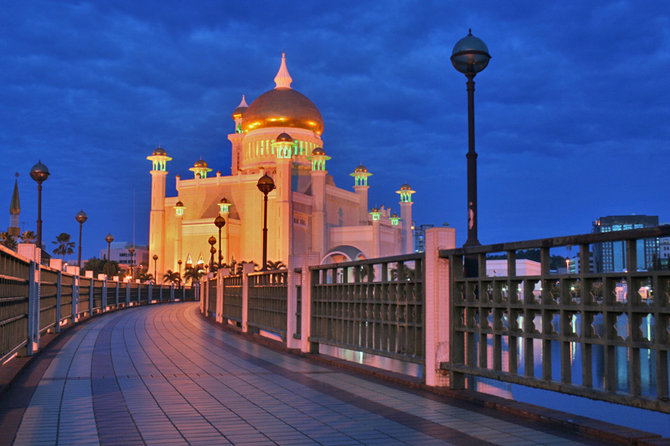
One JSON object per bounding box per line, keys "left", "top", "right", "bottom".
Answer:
{"left": 208, "top": 236, "right": 216, "bottom": 271}
{"left": 75, "top": 210, "right": 87, "bottom": 268}
{"left": 177, "top": 259, "right": 182, "bottom": 285}
{"left": 256, "top": 174, "right": 275, "bottom": 270}
{"left": 214, "top": 215, "right": 226, "bottom": 268}
{"left": 451, "top": 29, "right": 490, "bottom": 248}
{"left": 105, "top": 233, "right": 114, "bottom": 277}
{"left": 152, "top": 254, "right": 158, "bottom": 283}
{"left": 29, "top": 161, "right": 50, "bottom": 252}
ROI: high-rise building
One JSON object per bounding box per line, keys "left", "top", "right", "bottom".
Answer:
{"left": 592, "top": 215, "right": 659, "bottom": 272}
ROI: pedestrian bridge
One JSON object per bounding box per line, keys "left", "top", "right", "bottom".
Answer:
{"left": 0, "top": 302, "right": 642, "bottom": 445}
{"left": 2, "top": 226, "right": 670, "bottom": 444}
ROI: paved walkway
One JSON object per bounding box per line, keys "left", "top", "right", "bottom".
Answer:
{"left": 1, "top": 302, "right": 611, "bottom": 445}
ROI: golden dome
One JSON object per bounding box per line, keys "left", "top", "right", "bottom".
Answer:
{"left": 312, "top": 147, "right": 326, "bottom": 155}
{"left": 354, "top": 164, "right": 368, "bottom": 173}
{"left": 242, "top": 88, "right": 324, "bottom": 134}
{"left": 399, "top": 183, "right": 412, "bottom": 190}
{"left": 276, "top": 132, "right": 294, "bottom": 142}
{"left": 194, "top": 159, "right": 208, "bottom": 168}
{"left": 152, "top": 146, "right": 167, "bottom": 156}
{"left": 242, "top": 54, "right": 323, "bottom": 135}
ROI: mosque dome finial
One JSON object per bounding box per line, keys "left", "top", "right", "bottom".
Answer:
{"left": 274, "top": 52, "right": 293, "bottom": 89}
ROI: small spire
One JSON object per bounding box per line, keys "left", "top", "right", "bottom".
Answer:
{"left": 10, "top": 175, "right": 20, "bottom": 215}
{"left": 238, "top": 94, "right": 248, "bottom": 108}
{"left": 274, "top": 52, "right": 293, "bottom": 89}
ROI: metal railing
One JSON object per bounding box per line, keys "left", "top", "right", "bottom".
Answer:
{"left": 440, "top": 226, "right": 670, "bottom": 413}
{"left": 222, "top": 274, "right": 243, "bottom": 324}
{"left": 248, "top": 270, "right": 288, "bottom": 338}
{"left": 207, "top": 278, "right": 217, "bottom": 317}
{"left": 309, "top": 253, "right": 425, "bottom": 364}
{"left": 0, "top": 245, "right": 200, "bottom": 364}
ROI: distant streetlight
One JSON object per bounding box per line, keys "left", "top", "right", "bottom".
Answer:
{"left": 451, "top": 29, "right": 490, "bottom": 249}
{"left": 29, "top": 160, "right": 50, "bottom": 252}
{"left": 75, "top": 210, "right": 88, "bottom": 268}
{"left": 208, "top": 236, "right": 216, "bottom": 271}
{"left": 214, "top": 215, "right": 226, "bottom": 268}
{"left": 152, "top": 254, "right": 158, "bottom": 283}
{"left": 105, "top": 233, "right": 114, "bottom": 277}
{"left": 566, "top": 257, "right": 571, "bottom": 274}
{"left": 256, "top": 174, "right": 275, "bottom": 270}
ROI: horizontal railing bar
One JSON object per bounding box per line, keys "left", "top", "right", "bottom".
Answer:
{"left": 440, "top": 225, "right": 670, "bottom": 256}
{"left": 311, "top": 253, "right": 423, "bottom": 270}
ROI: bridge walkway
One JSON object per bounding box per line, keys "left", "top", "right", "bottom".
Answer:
{"left": 1, "top": 302, "right": 609, "bottom": 445}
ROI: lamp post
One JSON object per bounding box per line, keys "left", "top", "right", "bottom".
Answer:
{"left": 214, "top": 215, "right": 226, "bottom": 268}
{"left": 177, "top": 259, "right": 182, "bottom": 285}
{"left": 29, "top": 161, "right": 50, "bottom": 252}
{"left": 208, "top": 236, "right": 216, "bottom": 271}
{"left": 105, "top": 233, "right": 114, "bottom": 277}
{"left": 256, "top": 174, "right": 275, "bottom": 270}
{"left": 451, "top": 29, "right": 490, "bottom": 277}
{"left": 451, "top": 30, "right": 490, "bottom": 248}
{"left": 75, "top": 210, "right": 87, "bottom": 268}
{"left": 128, "top": 246, "right": 135, "bottom": 279}
{"left": 152, "top": 254, "right": 158, "bottom": 283}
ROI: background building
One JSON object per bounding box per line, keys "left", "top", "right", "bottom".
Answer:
{"left": 592, "top": 215, "right": 659, "bottom": 272}
{"left": 99, "top": 242, "right": 148, "bottom": 270}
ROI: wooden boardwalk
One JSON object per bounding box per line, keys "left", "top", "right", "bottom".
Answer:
{"left": 0, "top": 302, "right": 623, "bottom": 445}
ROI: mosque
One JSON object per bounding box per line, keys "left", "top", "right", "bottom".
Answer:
{"left": 147, "top": 54, "right": 415, "bottom": 277}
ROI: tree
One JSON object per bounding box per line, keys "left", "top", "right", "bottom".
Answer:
{"left": 235, "top": 260, "right": 258, "bottom": 275}
{"left": 266, "top": 260, "right": 286, "bottom": 271}
{"left": 163, "top": 269, "right": 181, "bottom": 285}
{"left": 0, "top": 232, "right": 17, "bottom": 250}
{"left": 52, "top": 233, "right": 75, "bottom": 260}
{"left": 18, "top": 230, "right": 37, "bottom": 244}
{"left": 137, "top": 271, "right": 153, "bottom": 282}
{"left": 83, "top": 257, "right": 120, "bottom": 276}
{"left": 183, "top": 266, "right": 203, "bottom": 285}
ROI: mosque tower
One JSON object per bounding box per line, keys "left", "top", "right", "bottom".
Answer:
{"left": 351, "top": 165, "right": 371, "bottom": 225}
{"left": 8, "top": 173, "right": 20, "bottom": 236}
{"left": 396, "top": 184, "right": 415, "bottom": 253}
{"left": 309, "top": 147, "right": 331, "bottom": 257}
{"left": 147, "top": 146, "right": 172, "bottom": 276}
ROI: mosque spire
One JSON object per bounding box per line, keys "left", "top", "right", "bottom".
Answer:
{"left": 274, "top": 52, "right": 293, "bottom": 89}
{"left": 8, "top": 172, "right": 20, "bottom": 236}
{"left": 237, "top": 94, "right": 248, "bottom": 108}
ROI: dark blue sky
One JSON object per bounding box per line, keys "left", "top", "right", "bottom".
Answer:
{"left": 1, "top": 1, "right": 669, "bottom": 260}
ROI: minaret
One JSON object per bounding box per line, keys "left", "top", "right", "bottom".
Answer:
{"left": 147, "top": 146, "right": 172, "bottom": 278}
{"left": 272, "top": 132, "right": 294, "bottom": 264}
{"left": 274, "top": 52, "right": 293, "bottom": 89}
{"left": 218, "top": 197, "right": 231, "bottom": 264}
{"left": 174, "top": 200, "right": 185, "bottom": 271}
{"left": 350, "top": 165, "right": 371, "bottom": 224}
{"left": 370, "top": 207, "right": 381, "bottom": 258}
{"left": 396, "top": 184, "right": 415, "bottom": 254}
{"left": 309, "top": 147, "right": 331, "bottom": 257}
{"left": 8, "top": 173, "right": 20, "bottom": 236}
{"left": 229, "top": 95, "right": 248, "bottom": 174}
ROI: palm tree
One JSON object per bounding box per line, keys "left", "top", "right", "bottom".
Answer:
{"left": 0, "top": 232, "right": 17, "bottom": 250}
{"left": 18, "top": 230, "right": 37, "bottom": 244}
{"left": 183, "top": 266, "right": 203, "bottom": 285}
{"left": 163, "top": 269, "right": 181, "bottom": 285}
{"left": 138, "top": 271, "right": 153, "bottom": 282}
{"left": 266, "top": 260, "right": 286, "bottom": 271}
{"left": 52, "top": 233, "right": 75, "bottom": 260}
{"left": 235, "top": 260, "right": 258, "bottom": 275}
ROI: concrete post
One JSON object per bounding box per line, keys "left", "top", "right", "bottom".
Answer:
{"left": 216, "top": 272, "right": 224, "bottom": 323}
{"left": 72, "top": 275, "right": 79, "bottom": 322}
{"left": 424, "top": 227, "right": 456, "bottom": 387}
{"left": 125, "top": 281, "right": 130, "bottom": 307}
{"left": 27, "top": 260, "right": 39, "bottom": 355}
{"left": 89, "top": 279, "right": 94, "bottom": 316}
{"left": 115, "top": 280, "right": 120, "bottom": 307}
{"left": 148, "top": 282, "right": 153, "bottom": 303}
{"left": 300, "top": 253, "right": 320, "bottom": 353}
{"left": 102, "top": 279, "right": 107, "bottom": 311}
{"left": 170, "top": 283, "right": 175, "bottom": 302}
{"left": 286, "top": 255, "right": 299, "bottom": 349}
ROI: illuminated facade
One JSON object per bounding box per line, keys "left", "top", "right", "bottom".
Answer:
{"left": 148, "top": 54, "right": 414, "bottom": 276}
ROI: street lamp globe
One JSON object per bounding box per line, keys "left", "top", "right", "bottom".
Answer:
{"left": 75, "top": 210, "right": 88, "bottom": 225}
{"left": 29, "top": 160, "right": 50, "bottom": 183}
{"left": 450, "top": 29, "right": 491, "bottom": 76}
{"left": 256, "top": 174, "right": 275, "bottom": 195}
{"left": 105, "top": 233, "right": 114, "bottom": 244}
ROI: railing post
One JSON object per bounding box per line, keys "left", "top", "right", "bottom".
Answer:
{"left": 148, "top": 282, "right": 153, "bottom": 303}
{"left": 102, "top": 279, "right": 107, "bottom": 312}
{"left": 199, "top": 277, "right": 206, "bottom": 314}
{"left": 115, "top": 280, "right": 119, "bottom": 308}
{"left": 216, "top": 272, "right": 224, "bottom": 323}
{"left": 138, "top": 283, "right": 142, "bottom": 305}
{"left": 424, "top": 228, "right": 456, "bottom": 387}
{"left": 89, "top": 279, "right": 94, "bottom": 316}
{"left": 301, "top": 254, "right": 319, "bottom": 353}
{"left": 125, "top": 281, "right": 130, "bottom": 307}
{"left": 55, "top": 270, "right": 62, "bottom": 333}
{"left": 159, "top": 284, "right": 163, "bottom": 303}
{"left": 286, "top": 259, "right": 299, "bottom": 349}
{"left": 170, "top": 283, "right": 175, "bottom": 302}
{"left": 241, "top": 263, "right": 255, "bottom": 333}
{"left": 72, "top": 275, "right": 79, "bottom": 322}
{"left": 27, "top": 261, "right": 40, "bottom": 355}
